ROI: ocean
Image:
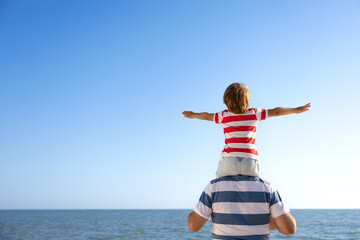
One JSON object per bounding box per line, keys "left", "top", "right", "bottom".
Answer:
{"left": 0, "top": 209, "right": 359, "bottom": 240}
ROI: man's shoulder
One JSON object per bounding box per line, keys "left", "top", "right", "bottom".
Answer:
{"left": 210, "top": 175, "right": 270, "bottom": 185}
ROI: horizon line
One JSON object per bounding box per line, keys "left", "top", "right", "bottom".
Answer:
{"left": 1, "top": 208, "right": 359, "bottom": 211}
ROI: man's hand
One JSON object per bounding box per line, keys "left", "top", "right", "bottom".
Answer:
{"left": 270, "top": 212, "right": 296, "bottom": 235}
{"left": 269, "top": 216, "right": 277, "bottom": 230}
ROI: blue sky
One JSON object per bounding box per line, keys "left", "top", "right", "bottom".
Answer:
{"left": 1, "top": 0, "right": 359, "bottom": 209}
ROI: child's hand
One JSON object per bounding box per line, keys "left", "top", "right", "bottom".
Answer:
{"left": 294, "top": 103, "right": 311, "bottom": 114}
{"left": 182, "top": 111, "right": 214, "bottom": 121}
{"left": 182, "top": 111, "right": 195, "bottom": 119}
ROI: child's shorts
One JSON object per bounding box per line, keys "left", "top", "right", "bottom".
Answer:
{"left": 216, "top": 156, "right": 261, "bottom": 178}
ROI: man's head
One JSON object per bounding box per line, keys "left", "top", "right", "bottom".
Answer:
{"left": 223, "top": 83, "right": 251, "bottom": 114}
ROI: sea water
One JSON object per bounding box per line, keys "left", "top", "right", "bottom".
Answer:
{"left": 0, "top": 209, "right": 359, "bottom": 240}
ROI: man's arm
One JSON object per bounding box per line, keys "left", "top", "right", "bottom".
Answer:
{"left": 268, "top": 103, "right": 311, "bottom": 117}
{"left": 182, "top": 111, "right": 214, "bottom": 121}
{"left": 188, "top": 211, "right": 208, "bottom": 232}
{"left": 270, "top": 212, "right": 297, "bottom": 235}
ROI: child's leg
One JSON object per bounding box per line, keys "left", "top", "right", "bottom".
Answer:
{"left": 238, "top": 158, "right": 261, "bottom": 177}
{"left": 216, "top": 157, "right": 240, "bottom": 178}
{"left": 216, "top": 157, "right": 261, "bottom": 178}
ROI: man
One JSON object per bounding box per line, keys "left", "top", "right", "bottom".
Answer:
{"left": 188, "top": 175, "right": 296, "bottom": 240}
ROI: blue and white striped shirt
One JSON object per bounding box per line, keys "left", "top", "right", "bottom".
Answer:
{"left": 194, "top": 175, "right": 289, "bottom": 240}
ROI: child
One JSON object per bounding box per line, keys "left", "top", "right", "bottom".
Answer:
{"left": 183, "top": 83, "right": 311, "bottom": 178}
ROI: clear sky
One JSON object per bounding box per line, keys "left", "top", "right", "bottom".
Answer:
{"left": 1, "top": 0, "right": 359, "bottom": 209}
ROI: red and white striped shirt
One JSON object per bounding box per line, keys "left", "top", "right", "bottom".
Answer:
{"left": 214, "top": 108, "right": 267, "bottom": 159}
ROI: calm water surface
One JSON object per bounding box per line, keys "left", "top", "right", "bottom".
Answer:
{"left": 0, "top": 209, "right": 359, "bottom": 239}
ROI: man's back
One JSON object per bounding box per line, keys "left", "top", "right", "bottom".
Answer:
{"left": 190, "top": 175, "right": 295, "bottom": 240}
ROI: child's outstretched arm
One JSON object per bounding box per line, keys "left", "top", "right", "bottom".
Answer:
{"left": 268, "top": 103, "right": 311, "bottom": 117}
{"left": 182, "top": 111, "right": 214, "bottom": 121}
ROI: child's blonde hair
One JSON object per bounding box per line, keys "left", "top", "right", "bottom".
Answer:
{"left": 223, "top": 83, "right": 251, "bottom": 114}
